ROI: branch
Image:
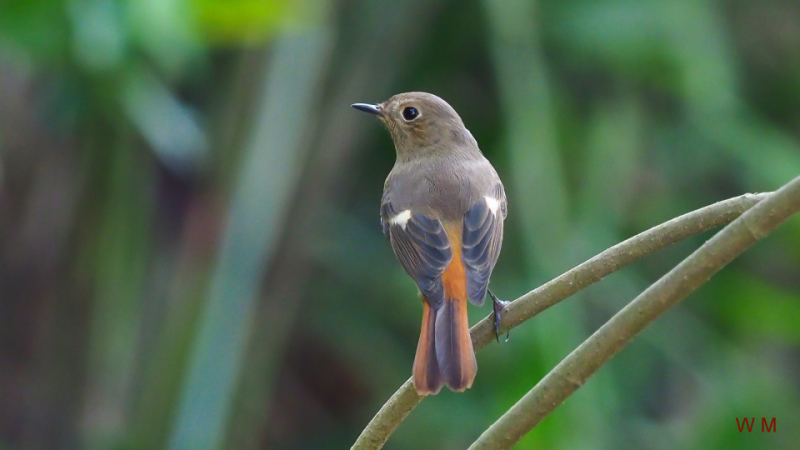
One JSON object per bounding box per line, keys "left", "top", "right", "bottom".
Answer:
{"left": 468, "top": 176, "right": 800, "bottom": 450}
{"left": 350, "top": 192, "right": 769, "bottom": 450}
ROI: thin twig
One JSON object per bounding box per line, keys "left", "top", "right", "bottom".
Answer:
{"left": 351, "top": 192, "right": 770, "bottom": 450}
{"left": 469, "top": 176, "right": 800, "bottom": 450}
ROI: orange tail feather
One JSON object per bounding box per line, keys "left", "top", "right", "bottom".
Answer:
{"left": 413, "top": 226, "right": 476, "bottom": 395}
{"left": 413, "top": 300, "right": 444, "bottom": 395}
{"left": 412, "top": 296, "right": 476, "bottom": 395}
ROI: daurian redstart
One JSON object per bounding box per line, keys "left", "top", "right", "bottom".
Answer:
{"left": 353, "top": 92, "right": 506, "bottom": 395}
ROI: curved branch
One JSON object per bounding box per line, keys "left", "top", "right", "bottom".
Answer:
{"left": 469, "top": 176, "right": 800, "bottom": 450}
{"left": 351, "top": 192, "right": 769, "bottom": 450}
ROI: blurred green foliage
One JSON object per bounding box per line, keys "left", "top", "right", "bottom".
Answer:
{"left": 0, "top": 0, "right": 799, "bottom": 449}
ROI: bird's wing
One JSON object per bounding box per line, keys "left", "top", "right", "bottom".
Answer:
{"left": 461, "top": 184, "right": 506, "bottom": 306}
{"left": 381, "top": 201, "right": 453, "bottom": 309}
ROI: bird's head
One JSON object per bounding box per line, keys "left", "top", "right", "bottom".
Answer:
{"left": 352, "top": 92, "right": 475, "bottom": 161}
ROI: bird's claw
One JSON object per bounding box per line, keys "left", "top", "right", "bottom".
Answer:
{"left": 488, "top": 289, "right": 510, "bottom": 343}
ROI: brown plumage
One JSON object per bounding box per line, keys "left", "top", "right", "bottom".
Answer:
{"left": 352, "top": 92, "right": 506, "bottom": 395}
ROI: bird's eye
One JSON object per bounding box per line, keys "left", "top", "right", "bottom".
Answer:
{"left": 402, "top": 106, "right": 419, "bottom": 121}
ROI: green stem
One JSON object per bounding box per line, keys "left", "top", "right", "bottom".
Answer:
{"left": 469, "top": 177, "right": 800, "bottom": 450}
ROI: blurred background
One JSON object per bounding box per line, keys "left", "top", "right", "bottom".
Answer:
{"left": 1, "top": 0, "right": 800, "bottom": 449}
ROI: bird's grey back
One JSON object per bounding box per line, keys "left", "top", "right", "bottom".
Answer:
{"left": 385, "top": 153, "right": 501, "bottom": 222}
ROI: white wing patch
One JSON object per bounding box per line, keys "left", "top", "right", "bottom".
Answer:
{"left": 484, "top": 196, "right": 501, "bottom": 217}
{"left": 389, "top": 209, "right": 412, "bottom": 230}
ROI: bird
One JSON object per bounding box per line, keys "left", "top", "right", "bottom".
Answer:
{"left": 352, "top": 92, "right": 507, "bottom": 395}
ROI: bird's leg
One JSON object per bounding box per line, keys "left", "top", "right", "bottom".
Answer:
{"left": 488, "top": 289, "right": 510, "bottom": 343}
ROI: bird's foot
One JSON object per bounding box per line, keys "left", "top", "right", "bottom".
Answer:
{"left": 488, "top": 289, "right": 510, "bottom": 343}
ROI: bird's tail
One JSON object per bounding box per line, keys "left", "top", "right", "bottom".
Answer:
{"left": 412, "top": 296, "right": 477, "bottom": 395}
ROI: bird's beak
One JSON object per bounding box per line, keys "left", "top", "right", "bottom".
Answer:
{"left": 351, "top": 103, "right": 382, "bottom": 116}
